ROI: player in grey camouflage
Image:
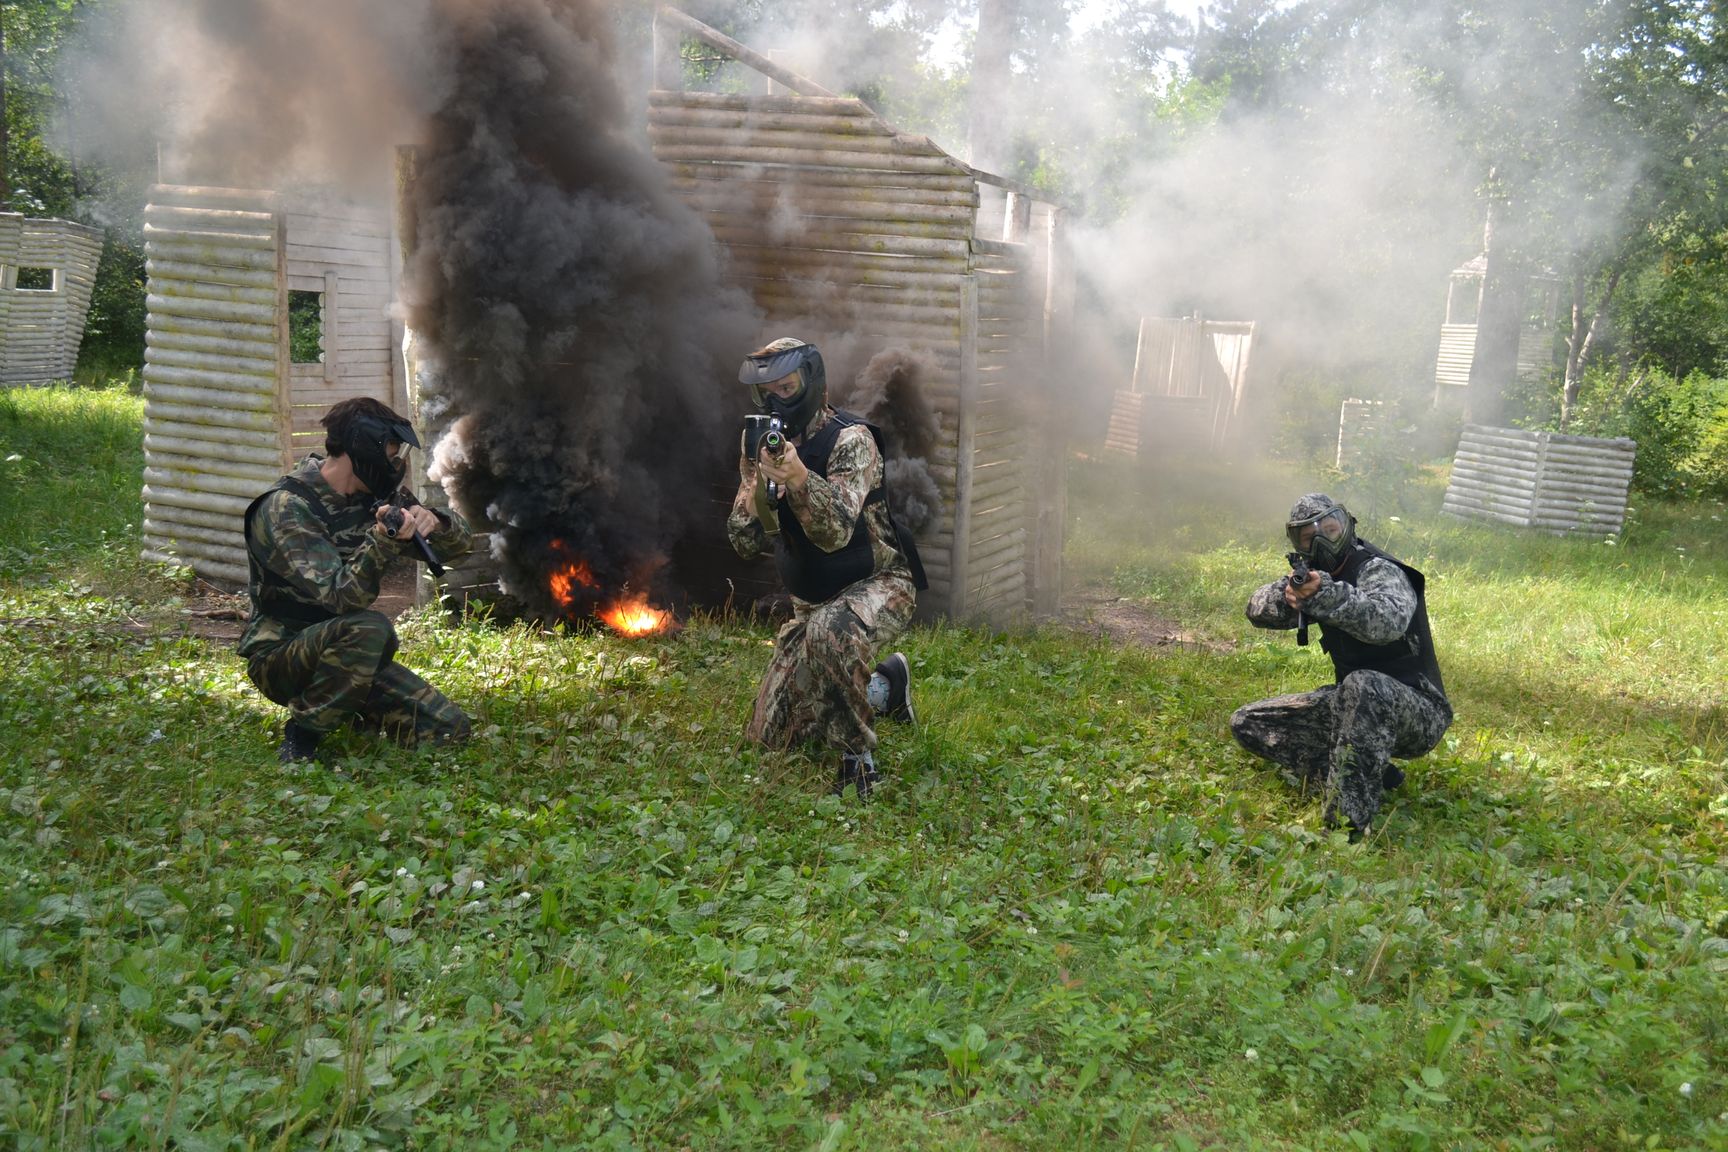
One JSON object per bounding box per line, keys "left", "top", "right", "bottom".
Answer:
{"left": 1232, "top": 493, "right": 1452, "bottom": 839}
{"left": 240, "top": 398, "right": 473, "bottom": 764}
{"left": 727, "top": 338, "right": 925, "bottom": 799}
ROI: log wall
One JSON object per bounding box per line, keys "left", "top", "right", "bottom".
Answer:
{"left": 0, "top": 214, "right": 104, "bottom": 385}
{"left": 142, "top": 186, "right": 285, "bottom": 585}
{"left": 1442, "top": 424, "right": 1635, "bottom": 536}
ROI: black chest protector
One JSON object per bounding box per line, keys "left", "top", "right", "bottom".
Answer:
{"left": 243, "top": 473, "right": 376, "bottom": 625}
{"left": 774, "top": 411, "right": 927, "bottom": 603}
{"left": 1318, "top": 541, "right": 1446, "bottom": 699}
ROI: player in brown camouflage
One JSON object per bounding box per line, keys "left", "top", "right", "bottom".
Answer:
{"left": 727, "top": 338, "right": 926, "bottom": 799}
{"left": 239, "top": 398, "right": 473, "bottom": 763}
{"left": 1233, "top": 494, "right": 1452, "bottom": 839}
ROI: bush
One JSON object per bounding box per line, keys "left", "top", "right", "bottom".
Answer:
{"left": 1562, "top": 364, "right": 1728, "bottom": 496}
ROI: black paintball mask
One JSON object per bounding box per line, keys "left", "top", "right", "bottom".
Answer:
{"left": 1286, "top": 493, "right": 1357, "bottom": 572}
{"left": 345, "top": 411, "right": 419, "bottom": 497}
{"left": 738, "top": 337, "right": 826, "bottom": 441}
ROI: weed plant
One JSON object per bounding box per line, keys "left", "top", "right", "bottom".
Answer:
{"left": 1, "top": 389, "right": 1725, "bottom": 1150}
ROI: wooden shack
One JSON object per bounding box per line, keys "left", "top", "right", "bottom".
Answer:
{"left": 0, "top": 214, "right": 103, "bottom": 385}
{"left": 1104, "top": 314, "right": 1255, "bottom": 458}
{"left": 139, "top": 185, "right": 403, "bottom": 585}
{"left": 1433, "top": 254, "right": 1558, "bottom": 401}
{"left": 647, "top": 6, "right": 1072, "bottom": 622}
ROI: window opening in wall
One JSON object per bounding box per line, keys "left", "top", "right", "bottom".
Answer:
{"left": 288, "top": 290, "right": 325, "bottom": 363}
{"left": 14, "top": 267, "right": 56, "bottom": 291}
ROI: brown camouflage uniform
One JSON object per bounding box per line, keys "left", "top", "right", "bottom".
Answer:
{"left": 240, "top": 455, "right": 473, "bottom": 745}
{"left": 728, "top": 408, "right": 917, "bottom": 754}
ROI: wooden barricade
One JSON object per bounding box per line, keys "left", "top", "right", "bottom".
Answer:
{"left": 1442, "top": 424, "right": 1635, "bottom": 536}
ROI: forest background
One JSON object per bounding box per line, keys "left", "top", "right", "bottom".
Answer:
{"left": 9, "top": 0, "right": 1728, "bottom": 488}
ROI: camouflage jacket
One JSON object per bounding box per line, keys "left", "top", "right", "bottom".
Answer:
{"left": 1246, "top": 553, "right": 1417, "bottom": 644}
{"left": 238, "top": 455, "right": 471, "bottom": 656}
{"left": 727, "top": 407, "right": 911, "bottom": 599}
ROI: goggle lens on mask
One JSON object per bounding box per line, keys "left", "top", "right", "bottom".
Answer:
{"left": 1286, "top": 509, "right": 1348, "bottom": 552}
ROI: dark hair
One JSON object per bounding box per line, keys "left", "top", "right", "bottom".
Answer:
{"left": 321, "top": 397, "right": 407, "bottom": 457}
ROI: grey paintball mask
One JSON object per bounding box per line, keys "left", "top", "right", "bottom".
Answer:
{"left": 738, "top": 337, "right": 826, "bottom": 441}
{"left": 1286, "top": 493, "right": 1356, "bottom": 571}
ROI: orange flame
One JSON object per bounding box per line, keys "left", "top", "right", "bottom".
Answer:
{"left": 549, "top": 558, "right": 598, "bottom": 607}
{"left": 600, "top": 591, "right": 673, "bottom": 637}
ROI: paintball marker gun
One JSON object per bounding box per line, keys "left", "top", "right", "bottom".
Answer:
{"left": 376, "top": 489, "right": 445, "bottom": 577}
{"left": 742, "top": 413, "right": 787, "bottom": 499}
{"left": 1286, "top": 551, "right": 1311, "bottom": 647}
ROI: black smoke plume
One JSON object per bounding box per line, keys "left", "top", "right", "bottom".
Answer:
{"left": 406, "top": 0, "right": 760, "bottom": 621}
{"left": 831, "top": 348, "right": 943, "bottom": 537}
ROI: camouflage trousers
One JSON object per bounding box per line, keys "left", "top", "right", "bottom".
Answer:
{"left": 247, "top": 610, "right": 470, "bottom": 746}
{"left": 1230, "top": 670, "right": 1451, "bottom": 831}
{"left": 747, "top": 571, "right": 917, "bottom": 755}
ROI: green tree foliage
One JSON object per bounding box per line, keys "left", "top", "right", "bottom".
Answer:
{"left": 3, "top": 0, "right": 145, "bottom": 377}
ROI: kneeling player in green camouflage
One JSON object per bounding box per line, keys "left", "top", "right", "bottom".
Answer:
{"left": 239, "top": 397, "right": 473, "bottom": 763}
{"left": 727, "top": 338, "right": 927, "bottom": 799}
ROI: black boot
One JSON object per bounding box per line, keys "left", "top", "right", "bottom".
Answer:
{"left": 1382, "top": 763, "right": 1406, "bottom": 791}
{"left": 873, "top": 652, "right": 915, "bottom": 725}
{"left": 836, "top": 752, "right": 880, "bottom": 801}
{"left": 278, "top": 720, "right": 323, "bottom": 764}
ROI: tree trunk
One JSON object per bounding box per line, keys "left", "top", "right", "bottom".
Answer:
{"left": 970, "top": 0, "right": 1015, "bottom": 172}
{"left": 1464, "top": 192, "right": 1523, "bottom": 427}
{"left": 1, "top": 7, "right": 9, "bottom": 208}
{"left": 1559, "top": 260, "right": 1624, "bottom": 427}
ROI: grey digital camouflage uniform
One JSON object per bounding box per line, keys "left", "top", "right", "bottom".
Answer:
{"left": 728, "top": 408, "right": 917, "bottom": 754}
{"left": 240, "top": 455, "right": 473, "bottom": 745}
{"left": 1234, "top": 536, "right": 1451, "bottom": 833}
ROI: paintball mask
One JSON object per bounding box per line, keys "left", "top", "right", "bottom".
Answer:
{"left": 345, "top": 410, "right": 419, "bottom": 497}
{"left": 1286, "top": 493, "right": 1356, "bottom": 572}
{"left": 738, "top": 337, "right": 826, "bottom": 441}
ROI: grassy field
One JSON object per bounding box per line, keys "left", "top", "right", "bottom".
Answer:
{"left": 1, "top": 383, "right": 1725, "bottom": 1151}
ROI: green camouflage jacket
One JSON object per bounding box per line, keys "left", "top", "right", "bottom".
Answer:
{"left": 727, "top": 407, "right": 910, "bottom": 594}
{"left": 238, "top": 455, "right": 471, "bottom": 656}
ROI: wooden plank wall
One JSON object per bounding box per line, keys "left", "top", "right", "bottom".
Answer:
{"left": 0, "top": 214, "right": 103, "bottom": 385}
{"left": 285, "top": 202, "right": 396, "bottom": 459}
{"left": 1442, "top": 424, "right": 1635, "bottom": 536}
{"left": 648, "top": 89, "right": 978, "bottom": 616}
{"left": 1434, "top": 323, "right": 1475, "bottom": 391}
{"left": 1335, "top": 398, "right": 1385, "bottom": 471}
{"left": 140, "top": 185, "right": 285, "bottom": 586}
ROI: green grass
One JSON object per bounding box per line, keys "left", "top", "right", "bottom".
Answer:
{"left": 1, "top": 386, "right": 1726, "bottom": 1150}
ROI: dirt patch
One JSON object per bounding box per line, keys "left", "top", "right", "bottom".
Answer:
{"left": 1061, "top": 587, "right": 1236, "bottom": 653}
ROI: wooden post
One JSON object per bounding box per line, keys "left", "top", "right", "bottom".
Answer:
{"left": 1030, "top": 206, "right": 1068, "bottom": 618}
{"left": 949, "top": 278, "right": 979, "bottom": 618}
{"left": 1004, "top": 191, "right": 1031, "bottom": 244}
{"left": 387, "top": 148, "right": 412, "bottom": 419}
{"left": 651, "top": 8, "right": 683, "bottom": 91}
{"left": 322, "top": 269, "right": 339, "bottom": 386}
{"left": 654, "top": 6, "right": 837, "bottom": 98}
{"left": 272, "top": 213, "right": 293, "bottom": 470}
